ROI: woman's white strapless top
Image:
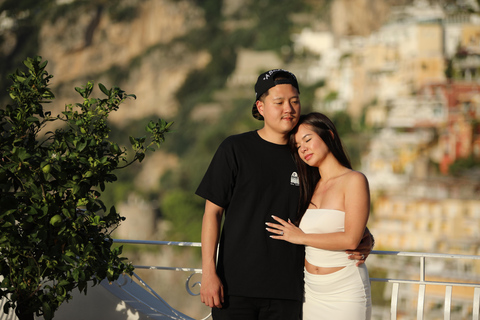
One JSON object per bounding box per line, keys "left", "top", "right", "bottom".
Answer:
{"left": 299, "top": 209, "right": 355, "bottom": 267}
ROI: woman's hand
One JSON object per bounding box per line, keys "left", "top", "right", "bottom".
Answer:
{"left": 266, "top": 215, "right": 305, "bottom": 245}
{"left": 346, "top": 227, "right": 374, "bottom": 266}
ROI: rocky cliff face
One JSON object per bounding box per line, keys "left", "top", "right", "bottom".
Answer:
{"left": 330, "top": 0, "right": 392, "bottom": 37}
{"left": 321, "top": 0, "right": 415, "bottom": 39}
{"left": 37, "top": 0, "right": 210, "bottom": 125}
{"left": 6, "top": 0, "right": 403, "bottom": 125}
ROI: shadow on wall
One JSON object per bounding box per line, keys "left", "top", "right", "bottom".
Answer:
{"left": 47, "top": 283, "right": 152, "bottom": 320}
{"left": 1, "top": 267, "right": 201, "bottom": 320}
{"left": 53, "top": 274, "right": 196, "bottom": 320}
{"left": 0, "top": 284, "right": 151, "bottom": 320}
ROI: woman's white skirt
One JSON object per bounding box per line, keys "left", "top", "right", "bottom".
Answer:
{"left": 303, "top": 264, "right": 371, "bottom": 320}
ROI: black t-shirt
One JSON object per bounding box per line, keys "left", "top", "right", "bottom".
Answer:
{"left": 196, "top": 131, "right": 304, "bottom": 301}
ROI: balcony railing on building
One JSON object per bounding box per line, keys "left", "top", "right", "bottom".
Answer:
{"left": 108, "top": 239, "right": 480, "bottom": 320}
{"left": 0, "top": 239, "right": 478, "bottom": 320}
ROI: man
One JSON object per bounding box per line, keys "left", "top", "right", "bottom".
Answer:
{"left": 196, "top": 69, "right": 372, "bottom": 320}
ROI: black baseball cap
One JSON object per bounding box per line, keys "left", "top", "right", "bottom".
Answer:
{"left": 252, "top": 69, "right": 300, "bottom": 120}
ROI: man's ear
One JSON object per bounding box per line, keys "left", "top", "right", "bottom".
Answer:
{"left": 256, "top": 100, "right": 265, "bottom": 117}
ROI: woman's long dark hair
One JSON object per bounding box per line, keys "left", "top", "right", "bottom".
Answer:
{"left": 289, "top": 112, "right": 352, "bottom": 224}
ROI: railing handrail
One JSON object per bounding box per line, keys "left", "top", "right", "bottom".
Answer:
{"left": 114, "top": 239, "right": 202, "bottom": 247}
{"left": 370, "top": 250, "right": 480, "bottom": 260}
{"left": 114, "top": 239, "right": 480, "bottom": 260}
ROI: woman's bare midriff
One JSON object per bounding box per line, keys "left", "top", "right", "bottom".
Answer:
{"left": 305, "top": 259, "right": 345, "bottom": 275}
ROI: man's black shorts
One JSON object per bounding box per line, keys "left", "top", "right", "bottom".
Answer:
{"left": 211, "top": 295, "right": 302, "bottom": 320}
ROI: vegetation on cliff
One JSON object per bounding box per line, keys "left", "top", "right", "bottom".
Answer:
{"left": 0, "top": 0, "right": 360, "bottom": 244}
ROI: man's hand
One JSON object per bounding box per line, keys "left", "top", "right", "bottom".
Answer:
{"left": 200, "top": 201, "right": 224, "bottom": 308}
{"left": 200, "top": 273, "right": 224, "bottom": 308}
{"left": 346, "top": 227, "right": 374, "bottom": 266}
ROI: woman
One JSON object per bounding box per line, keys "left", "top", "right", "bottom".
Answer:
{"left": 266, "top": 112, "right": 372, "bottom": 319}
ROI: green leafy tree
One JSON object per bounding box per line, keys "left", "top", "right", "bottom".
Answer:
{"left": 160, "top": 190, "right": 204, "bottom": 243}
{"left": 0, "top": 56, "right": 173, "bottom": 320}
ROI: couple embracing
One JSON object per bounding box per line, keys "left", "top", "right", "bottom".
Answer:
{"left": 197, "top": 69, "right": 373, "bottom": 320}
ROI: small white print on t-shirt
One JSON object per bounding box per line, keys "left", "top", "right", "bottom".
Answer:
{"left": 290, "top": 172, "right": 299, "bottom": 186}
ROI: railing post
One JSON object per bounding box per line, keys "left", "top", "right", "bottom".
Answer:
{"left": 444, "top": 285, "right": 452, "bottom": 320}
{"left": 474, "top": 287, "right": 480, "bottom": 320}
{"left": 417, "top": 284, "right": 426, "bottom": 320}
{"left": 391, "top": 282, "right": 399, "bottom": 320}
{"left": 419, "top": 256, "right": 425, "bottom": 282}
{"left": 417, "top": 256, "right": 426, "bottom": 320}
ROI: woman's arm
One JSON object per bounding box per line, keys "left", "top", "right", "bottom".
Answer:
{"left": 267, "top": 172, "right": 370, "bottom": 251}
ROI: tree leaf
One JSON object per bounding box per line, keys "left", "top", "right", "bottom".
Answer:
{"left": 16, "top": 148, "right": 30, "bottom": 161}
{"left": 98, "top": 83, "right": 109, "bottom": 96}
{"left": 77, "top": 140, "right": 87, "bottom": 152}
{"left": 27, "top": 116, "right": 40, "bottom": 123}
{"left": 42, "top": 301, "right": 52, "bottom": 320}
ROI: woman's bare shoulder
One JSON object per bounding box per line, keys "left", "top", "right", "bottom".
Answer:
{"left": 343, "top": 170, "right": 369, "bottom": 187}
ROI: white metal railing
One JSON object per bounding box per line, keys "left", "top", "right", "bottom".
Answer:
{"left": 113, "top": 240, "right": 480, "bottom": 320}
{"left": 368, "top": 250, "right": 480, "bottom": 320}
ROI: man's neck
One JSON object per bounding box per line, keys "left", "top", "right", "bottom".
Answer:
{"left": 257, "top": 128, "right": 289, "bottom": 145}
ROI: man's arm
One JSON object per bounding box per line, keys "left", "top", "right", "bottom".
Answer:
{"left": 346, "top": 227, "right": 375, "bottom": 266}
{"left": 200, "top": 200, "right": 224, "bottom": 308}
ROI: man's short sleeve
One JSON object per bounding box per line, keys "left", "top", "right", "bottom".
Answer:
{"left": 195, "top": 138, "right": 237, "bottom": 208}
